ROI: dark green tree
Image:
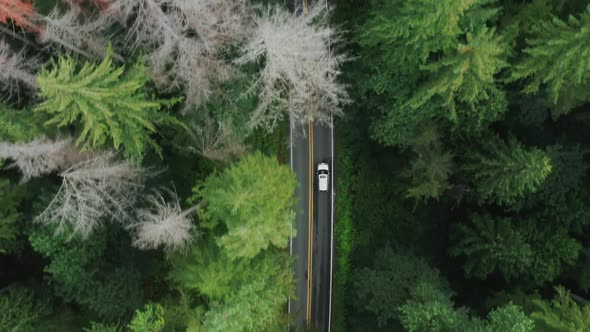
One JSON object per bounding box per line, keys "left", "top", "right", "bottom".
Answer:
{"left": 464, "top": 135, "right": 551, "bottom": 205}
{"left": 196, "top": 152, "right": 297, "bottom": 259}
{"left": 352, "top": 245, "right": 451, "bottom": 326}
{"left": 0, "top": 287, "right": 46, "bottom": 332}
{"left": 450, "top": 213, "right": 533, "bottom": 280}
{"left": 27, "top": 221, "right": 145, "bottom": 321}
{"left": 34, "top": 49, "right": 180, "bottom": 164}
{"left": 0, "top": 103, "right": 45, "bottom": 142}
{"left": 0, "top": 178, "right": 23, "bottom": 254}
{"left": 402, "top": 125, "right": 454, "bottom": 201}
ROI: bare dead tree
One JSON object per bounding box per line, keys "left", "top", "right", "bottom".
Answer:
{"left": 0, "top": 41, "right": 38, "bottom": 98}
{"left": 182, "top": 116, "right": 246, "bottom": 162}
{"left": 106, "top": 0, "right": 240, "bottom": 107}
{"left": 130, "top": 188, "right": 196, "bottom": 252}
{"left": 36, "top": 151, "right": 146, "bottom": 238}
{"left": 39, "top": 6, "right": 114, "bottom": 60}
{"left": 236, "top": 4, "right": 349, "bottom": 131}
{"left": 0, "top": 137, "right": 74, "bottom": 182}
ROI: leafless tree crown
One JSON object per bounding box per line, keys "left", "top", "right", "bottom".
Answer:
{"left": 236, "top": 4, "right": 349, "bottom": 131}
{"left": 130, "top": 189, "right": 196, "bottom": 252}
{"left": 0, "top": 137, "right": 73, "bottom": 182}
{"left": 0, "top": 41, "right": 38, "bottom": 98}
{"left": 35, "top": 151, "right": 145, "bottom": 238}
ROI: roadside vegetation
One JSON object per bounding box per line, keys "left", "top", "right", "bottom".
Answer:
{"left": 332, "top": 0, "right": 590, "bottom": 331}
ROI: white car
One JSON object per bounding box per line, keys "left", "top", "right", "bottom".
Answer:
{"left": 317, "top": 163, "right": 329, "bottom": 192}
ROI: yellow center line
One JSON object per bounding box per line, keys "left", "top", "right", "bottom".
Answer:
{"left": 306, "top": 120, "right": 314, "bottom": 326}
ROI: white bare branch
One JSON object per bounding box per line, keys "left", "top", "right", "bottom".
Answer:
{"left": 236, "top": 4, "right": 349, "bottom": 131}
{"left": 39, "top": 6, "right": 113, "bottom": 60}
{"left": 107, "top": 0, "right": 238, "bottom": 106}
{"left": 35, "top": 151, "right": 145, "bottom": 238}
{"left": 130, "top": 189, "right": 196, "bottom": 252}
{"left": 0, "top": 137, "right": 74, "bottom": 182}
{"left": 0, "top": 41, "right": 38, "bottom": 98}
{"left": 182, "top": 116, "right": 245, "bottom": 162}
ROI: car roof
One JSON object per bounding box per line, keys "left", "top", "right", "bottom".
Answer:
{"left": 318, "top": 163, "right": 329, "bottom": 170}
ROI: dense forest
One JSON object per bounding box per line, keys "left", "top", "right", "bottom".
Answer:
{"left": 332, "top": 0, "right": 590, "bottom": 331}
{"left": 3, "top": 0, "right": 590, "bottom": 331}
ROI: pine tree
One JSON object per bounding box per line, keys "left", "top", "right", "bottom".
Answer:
{"left": 128, "top": 304, "right": 165, "bottom": 332}
{"left": 0, "top": 178, "right": 23, "bottom": 254}
{"left": 450, "top": 213, "right": 534, "bottom": 280}
{"left": 196, "top": 152, "right": 297, "bottom": 259}
{"left": 464, "top": 135, "right": 551, "bottom": 206}
{"left": 409, "top": 26, "right": 509, "bottom": 123}
{"left": 403, "top": 125, "right": 454, "bottom": 202}
{"left": 34, "top": 48, "right": 180, "bottom": 164}
{"left": 510, "top": 5, "right": 590, "bottom": 114}
{"left": 0, "top": 287, "right": 45, "bottom": 332}
{"left": 531, "top": 286, "right": 590, "bottom": 331}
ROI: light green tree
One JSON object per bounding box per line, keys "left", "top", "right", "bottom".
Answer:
{"left": 410, "top": 26, "right": 509, "bottom": 123}
{"left": 400, "top": 282, "right": 534, "bottom": 332}
{"left": 197, "top": 152, "right": 297, "bottom": 259}
{"left": 200, "top": 251, "right": 294, "bottom": 332}
{"left": 0, "top": 103, "right": 45, "bottom": 142}
{"left": 531, "top": 286, "right": 590, "bottom": 332}
{"left": 464, "top": 135, "right": 551, "bottom": 206}
{"left": 510, "top": 5, "right": 590, "bottom": 116}
{"left": 128, "top": 304, "right": 165, "bottom": 332}
{"left": 34, "top": 48, "right": 180, "bottom": 164}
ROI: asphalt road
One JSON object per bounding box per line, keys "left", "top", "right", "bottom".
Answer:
{"left": 289, "top": 120, "right": 334, "bottom": 332}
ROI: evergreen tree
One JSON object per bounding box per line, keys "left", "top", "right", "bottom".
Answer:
{"left": 450, "top": 213, "right": 533, "bottom": 280}
{"left": 34, "top": 48, "right": 180, "bottom": 164}
{"left": 531, "top": 286, "right": 590, "bottom": 332}
{"left": 464, "top": 135, "right": 551, "bottom": 206}
{"left": 410, "top": 26, "right": 508, "bottom": 123}
{"left": 510, "top": 5, "right": 590, "bottom": 117}
{"left": 403, "top": 125, "right": 454, "bottom": 201}
{"left": 352, "top": 245, "right": 451, "bottom": 327}
{"left": 0, "top": 178, "right": 24, "bottom": 254}
{"left": 196, "top": 152, "right": 297, "bottom": 259}
{"left": 0, "top": 103, "right": 45, "bottom": 142}
{"left": 128, "top": 304, "right": 165, "bottom": 332}
{"left": 0, "top": 287, "right": 46, "bottom": 332}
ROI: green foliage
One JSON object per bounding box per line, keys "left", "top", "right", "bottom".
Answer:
{"left": 531, "top": 286, "right": 590, "bottom": 331}
{"left": 0, "top": 102, "right": 45, "bottom": 142}
{"left": 169, "top": 240, "right": 250, "bottom": 300}
{"left": 196, "top": 152, "right": 297, "bottom": 259}
{"left": 0, "top": 178, "right": 24, "bottom": 254}
{"left": 27, "top": 221, "right": 144, "bottom": 321}
{"left": 464, "top": 135, "right": 551, "bottom": 205}
{"left": 200, "top": 251, "right": 293, "bottom": 332}
{"left": 450, "top": 213, "right": 533, "bottom": 280}
{"left": 510, "top": 5, "right": 590, "bottom": 115}
{"left": 83, "top": 322, "right": 122, "bottom": 332}
{"left": 332, "top": 141, "right": 357, "bottom": 332}
{"left": 0, "top": 287, "right": 45, "bottom": 332}
{"left": 128, "top": 304, "right": 165, "bottom": 332}
{"left": 34, "top": 48, "right": 181, "bottom": 164}
{"left": 400, "top": 282, "right": 534, "bottom": 332}
{"left": 403, "top": 126, "right": 454, "bottom": 201}
{"left": 399, "top": 282, "right": 474, "bottom": 332}
{"left": 410, "top": 26, "right": 508, "bottom": 123}
{"left": 352, "top": 245, "right": 450, "bottom": 326}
